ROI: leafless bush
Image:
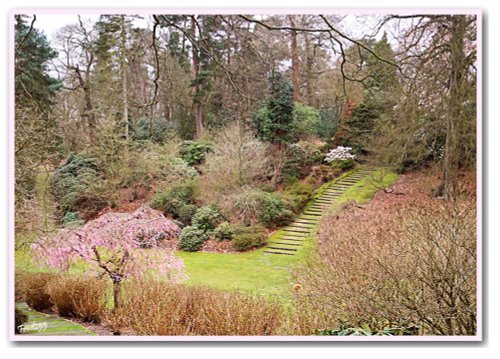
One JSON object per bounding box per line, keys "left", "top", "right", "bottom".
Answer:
{"left": 108, "top": 280, "right": 283, "bottom": 335}
{"left": 292, "top": 198, "right": 476, "bottom": 335}
{"left": 22, "top": 272, "right": 60, "bottom": 311}
{"left": 48, "top": 274, "right": 110, "bottom": 323}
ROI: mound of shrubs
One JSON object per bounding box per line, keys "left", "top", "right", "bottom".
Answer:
{"left": 50, "top": 154, "right": 108, "bottom": 222}
{"left": 258, "top": 193, "right": 294, "bottom": 228}
{"left": 178, "top": 226, "right": 209, "bottom": 252}
{"left": 192, "top": 205, "right": 224, "bottom": 233}
{"left": 179, "top": 140, "right": 213, "bottom": 166}
{"left": 232, "top": 225, "right": 268, "bottom": 252}
{"left": 283, "top": 182, "right": 315, "bottom": 214}
{"left": 214, "top": 222, "right": 234, "bottom": 241}
{"left": 150, "top": 179, "right": 199, "bottom": 225}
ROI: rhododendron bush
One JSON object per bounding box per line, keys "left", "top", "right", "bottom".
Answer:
{"left": 32, "top": 206, "right": 185, "bottom": 308}
{"left": 324, "top": 146, "right": 356, "bottom": 163}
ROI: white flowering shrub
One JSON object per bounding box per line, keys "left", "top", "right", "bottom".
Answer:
{"left": 324, "top": 146, "right": 356, "bottom": 163}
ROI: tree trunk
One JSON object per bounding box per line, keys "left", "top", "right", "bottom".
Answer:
{"left": 435, "top": 15, "right": 467, "bottom": 199}
{"left": 289, "top": 15, "right": 301, "bottom": 102}
{"left": 120, "top": 15, "right": 129, "bottom": 140}
{"left": 304, "top": 32, "right": 314, "bottom": 106}
{"left": 113, "top": 280, "right": 122, "bottom": 310}
{"left": 191, "top": 16, "right": 204, "bottom": 138}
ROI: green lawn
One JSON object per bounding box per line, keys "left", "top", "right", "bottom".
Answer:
{"left": 16, "top": 165, "right": 399, "bottom": 303}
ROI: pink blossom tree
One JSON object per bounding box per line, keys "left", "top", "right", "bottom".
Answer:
{"left": 32, "top": 206, "right": 185, "bottom": 309}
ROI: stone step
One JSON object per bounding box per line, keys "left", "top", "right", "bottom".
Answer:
{"left": 267, "top": 246, "right": 298, "bottom": 252}
{"left": 263, "top": 250, "right": 294, "bottom": 255}
{"left": 278, "top": 237, "right": 304, "bottom": 242}
{"left": 272, "top": 241, "right": 302, "bottom": 247}
{"left": 295, "top": 219, "right": 318, "bottom": 224}
{"left": 281, "top": 231, "right": 308, "bottom": 237}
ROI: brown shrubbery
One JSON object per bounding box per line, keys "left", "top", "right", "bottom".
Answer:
{"left": 47, "top": 275, "right": 110, "bottom": 323}
{"left": 292, "top": 172, "right": 477, "bottom": 336}
{"left": 22, "top": 272, "right": 60, "bottom": 311}
{"left": 108, "top": 280, "right": 283, "bottom": 335}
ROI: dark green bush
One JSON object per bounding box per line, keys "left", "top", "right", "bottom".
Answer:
{"left": 330, "top": 159, "right": 355, "bottom": 170}
{"left": 50, "top": 154, "right": 107, "bottom": 218}
{"left": 150, "top": 180, "right": 199, "bottom": 224}
{"left": 132, "top": 117, "right": 178, "bottom": 144}
{"left": 283, "top": 182, "right": 315, "bottom": 214}
{"left": 258, "top": 193, "right": 294, "bottom": 228}
{"left": 232, "top": 225, "right": 268, "bottom": 252}
{"left": 61, "top": 211, "right": 85, "bottom": 227}
{"left": 179, "top": 140, "right": 213, "bottom": 166}
{"left": 15, "top": 307, "right": 28, "bottom": 334}
{"left": 176, "top": 204, "right": 198, "bottom": 226}
{"left": 284, "top": 141, "right": 323, "bottom": 179}
{"left": 192, "top": 205, "right": 224, "bottom": 233}
{"left": 178, "top": 226, "right": 209, "bottom": 252}
{"left": 214, "top": 222, "right": 234, "bottom": 242}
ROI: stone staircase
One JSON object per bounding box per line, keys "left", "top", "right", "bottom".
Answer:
{"left": 263, "top": 167, "right": 377, "bottom": 255}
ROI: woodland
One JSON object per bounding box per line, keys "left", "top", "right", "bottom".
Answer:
{"left": 14, "top": 13, "right": 477, "bottom": 336}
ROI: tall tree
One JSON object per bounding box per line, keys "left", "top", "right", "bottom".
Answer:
{"left": 288, "top": 15, "right": 301, "bottom": 102}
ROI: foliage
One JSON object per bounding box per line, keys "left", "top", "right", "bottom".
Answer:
{"left": 178, "top": 225, "right": 209, "bottom": 252}
{"left": 324, "top": 146, "right": 356, "bottom": 162}
{"left": 258, "top": 193, "right": 294, "bottom": 228}
{"left": 316, "top": 106, "right": 341, "bottom": 142}
{"left": 149, "top": 179, "right": 199, "bottom": 223}
{"left": 283, "top": 182, "right": 315, "bottom": 214}
{"left": 336, "top": 103, "right": 379, "bottom": 155}
{"left": 47, "top": 274, "right": 110, "bottom": 323}
{"left": 50, "top": 153, "right": 107, "bottom": 219}
{"left": 284, "top": 141, "right": 324, "bottom": 178}
{"left": 227, "top": 186, "right": 265, "bottom": 225}
{"left": 214, "top": 222, "right": 234, "bottom": 241}
{"left": 132, "top": 117, "right": 178, "bottom": 144}
{"left": 192, "top": 205, "right": 224, "bottom": 233}
{"left": 293, "top": 102, "right": 320, "bottom": 139}
{"left": 32, "top": 206, "right": 185, "bottom": 308}
{"left": 254, "top": 72, "right": 296, "bottom": 145}
{"left": 61, "top": 211, "right": 84, "bottom": 228}
{"left": 179, "top": 140, "right": 213, "bottom": 166}
{"left": 176, "top": 203, "right": 198, "bottom": 226}
{"left": 108, "top": 280, "right": 283, "bottom": 335}
{"left": 316, "top": 323, "right": 418, "bottom": 336}
{"left": 232, "top": 225, "right": 268, "bottom": 251}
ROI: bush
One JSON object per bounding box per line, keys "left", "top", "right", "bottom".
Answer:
{"left": 283, "top": 182, "right": 315, "bottom": 214}
{"left": 178, "top": 226, "right": 208, "bottom": 252}
{"left": 150, "top": 180, "right": 199, "bottom": 223}
{"left": 132, "top": 117, "right": 177, "bottom": 144}
{"left": 50, "top": 154, "right": 107, "bottom": 219}
{"left": 108, "top": 280, "right": 283, "bottom": 335}
{"left": 284, "top": 141, "right": 323, "bottom": 179}
{"left": 258, "top": 193, "right": 294, "bottom": 228}
{"left": 192, "top": 205, "right": 224, "bottom": 233}
{"left": 294, "top": 102, "right": 320, "bottom": 139}
{"left": 47, "top": 275, "right": 110, "bottom": 323}
{"left": 317, "top": 106, "right": 341, "bottom": 142}
{"left": 232, "top": 225, "right": 268, "bottom": 251}
{"left": 15, "top": 307, "right": 28, "bottom": 334}
{"left": 23, "top": 272, "right": 59, "bottom": 311}
{"left": 214, "top": 222, "right": 234, "bottom": 241}
{"left": 61, "top": 211, "right": 84, "bottom": 227}
{"left": 176, "top": 204, "right": 198, "bottom": 226}
{"left": 179, "top": 140, "right": 213, "bottom": 166}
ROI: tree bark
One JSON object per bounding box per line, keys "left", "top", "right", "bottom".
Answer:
{"left": 435, "top": 15, "right": 467, "bottom": 199}
{"left": 120, "top": 15, "right": 129, "bottom": 140}
{"left": 289, "top": 15, "right": 301, "bottom": 102}
{"left": 191, "top": 16, "right": 204, "bottom": 138}
{"left": 113, "top": 280, "right": 122, "bottom": 310}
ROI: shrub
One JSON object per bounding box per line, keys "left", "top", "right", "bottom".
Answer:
{"left": 178, "top": 226, "right": 208, "bottom": 252}
{"left": 283, "top": 182, "right": 315, "bottom": 214}
{"left": 61, "top": 211, "right": 84, "bottom": 227}
{"left": 132, "top": 117, "right": 177, "bottom": 144}
{"left": 192, "top": 205, "right": 224, "bottom": 233}
{"left": 15, "top": 307, "right": 28, "bottom": 334}
{"left": 232, "top": 225, "right": 268, "bottom": 251}
{"left": 294, "top": 102, "right": 320, "bottom": 139}
{"left": 228, "top": 187, "right": 265, "bottom": 225}
{"left": 50, "top": 154, "right": 107, "bottom": 219}
{"left": 47, "top": 275, "right": 110, "bottom": 323}
{"left": 176, "top": 203, "right": 198, "bottom": 226}
{"left": 150, "top": 179, "right": 199, "bottom": 223}
{"left": 23, "top": 272, "right": 59, "bottom": 311}
{"left": 258, "top": 193, "right": 294, "bottom": 228}
{"left": 284, "top": 141, "right": 323, "bottom": 179}
{"left": 179, "top": 140, "right": 213, "bottom": 166}
{"left": 214, "top": 222, "right": 234, "bottom": 241}
{"left": 317, "top": 106, "right": 341, "bottom": 142}
{"left": 108, "top": 280, "right": 283, "bottom": 335}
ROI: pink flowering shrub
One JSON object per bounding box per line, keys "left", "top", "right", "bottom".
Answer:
{"left": 32, "top": 206, "right": 185, "bottom": 309}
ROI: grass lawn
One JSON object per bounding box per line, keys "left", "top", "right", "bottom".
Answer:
{"left": 15, "top": 165, "right": 399, "bottom": 303}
